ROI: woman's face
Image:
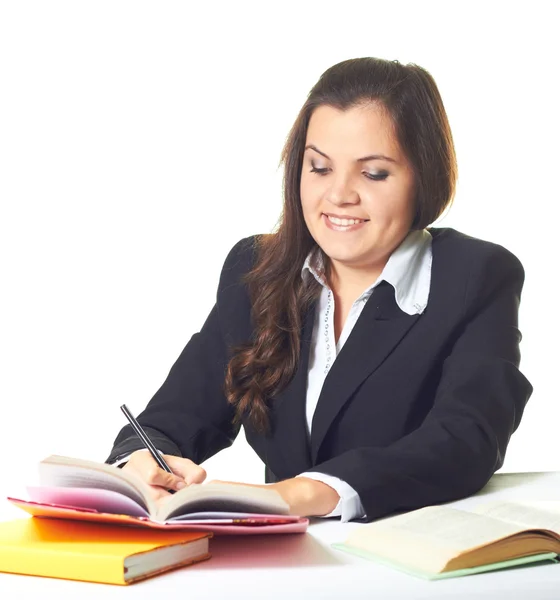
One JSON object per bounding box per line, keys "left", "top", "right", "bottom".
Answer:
{"left": 300, "top": 103, "right": 416, "bottom": 279}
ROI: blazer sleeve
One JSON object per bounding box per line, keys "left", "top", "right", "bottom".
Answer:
{"left": 305, "top": 245, "right": 533, "bottom": 522}
{"left": 105, "top": 237, "right": 254, "bottom": 465}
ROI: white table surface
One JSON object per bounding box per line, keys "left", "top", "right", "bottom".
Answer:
{"left": 2, "top": 471, "right": 560, "bottom": 599}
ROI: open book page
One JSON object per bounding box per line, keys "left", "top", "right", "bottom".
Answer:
{"left": 39, "top": 455, "right": 157, "bottom": 516}
{"left": 157, "top": 483, "right": 289, "bottom": 522}
{"left": 472, "top": 501, "right": 560, "bottom": 536}
{"left": 36, "top": 456, "right": 290, "bottom": 523}
{"left": 27, "top": 486, "right": 151, "bottom": 518}
{"left": 344, "top": 505, "right": 528, "bottom": 574}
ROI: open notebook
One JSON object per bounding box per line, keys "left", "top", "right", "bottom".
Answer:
{"left": 8, "top": 455, "right": 308, "bottom": 535}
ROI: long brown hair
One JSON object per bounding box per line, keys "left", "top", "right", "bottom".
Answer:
{"left": 224, "top": 57, "right": 457, "bottom": 433}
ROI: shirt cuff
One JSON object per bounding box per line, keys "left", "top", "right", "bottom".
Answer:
{"left": 110, "top": 448, "right": 151, "bottom": 468}
{"left": 296, "top": 472, "right": 366, "bottom": 522}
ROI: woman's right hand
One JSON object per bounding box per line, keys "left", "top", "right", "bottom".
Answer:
{"left": 122, "top": 450, "right": 207, "bottom": 502}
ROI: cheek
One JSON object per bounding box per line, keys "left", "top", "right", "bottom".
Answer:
{"left": 364, "top": 183, "right": 415, "bottom": 222}
{"left": 299, "top": 192, "right": 313, "bottom": 227}
{"left": 300, "top": 180, "right": 320, "bottom": 213}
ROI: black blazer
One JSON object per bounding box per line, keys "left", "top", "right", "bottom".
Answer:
{"left": 107, "top": 227, "right": 533, "bottom": 522}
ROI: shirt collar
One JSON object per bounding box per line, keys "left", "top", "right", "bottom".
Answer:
{"left": 301, "top": 229, "right": 432, "bottom": 315}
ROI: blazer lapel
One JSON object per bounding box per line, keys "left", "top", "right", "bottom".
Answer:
{"left": 265, "top": 301, "right": 316, "bottom": 477}
{"left": 310, "top": 282, "right": 422, "bottom": 464}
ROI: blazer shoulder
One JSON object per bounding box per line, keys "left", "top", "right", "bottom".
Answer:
{"left": 429, "top": 227, "right": 524, "bottom": 275}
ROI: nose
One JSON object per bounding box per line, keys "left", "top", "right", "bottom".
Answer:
{"left": 325, "top": 175, "right": 360, "bottom": 206}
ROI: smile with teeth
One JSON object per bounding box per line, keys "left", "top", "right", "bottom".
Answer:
{"left": 326, "top": 215, "right": 368, "bottom": 226}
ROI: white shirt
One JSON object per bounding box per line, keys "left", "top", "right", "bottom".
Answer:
{"left": 114, "top": 230, "right": 433, "bottom": 522}
{"left": 297, "top": 229, "right": 433, "bottom": 521}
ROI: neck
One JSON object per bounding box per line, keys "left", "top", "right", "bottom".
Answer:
{"left": 328, "top": 259, "right": 386, "bottom": 301}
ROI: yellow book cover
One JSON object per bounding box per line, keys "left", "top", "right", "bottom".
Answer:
{"left": 0, "top": 517, "right": 211, "bottom": 585}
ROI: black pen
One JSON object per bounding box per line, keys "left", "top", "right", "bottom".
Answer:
{"left": 120, "top": 404, "right": 176, "bottom": 485}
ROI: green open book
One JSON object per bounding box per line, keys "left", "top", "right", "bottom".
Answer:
{"left": 333, "top": 501, "right": 560, "bottom": 579}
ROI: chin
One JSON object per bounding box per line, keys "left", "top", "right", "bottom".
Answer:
{"left": 318, "top": 238, "right": 366, "bottom": 259}
{"left": 323, "top": 250, "right": 365, "bottom": 266}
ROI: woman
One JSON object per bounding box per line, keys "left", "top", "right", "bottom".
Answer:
{"left": 107, "top": 57, "right": 532, "bottom": 522}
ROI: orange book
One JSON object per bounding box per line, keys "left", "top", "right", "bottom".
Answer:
{"left": 0, "top": 517, "right": 210, "bottom": 585}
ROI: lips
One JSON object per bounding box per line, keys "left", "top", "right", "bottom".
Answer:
{"left": 322, "top": 213, "right": 369, "bottom": 232}
{"left": 326, "top": 215, "right": 367, "bottom": 226}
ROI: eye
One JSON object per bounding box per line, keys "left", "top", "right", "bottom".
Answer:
{"left": 309, "top": 160, "right": 389, "bottom": 181}
{"left": 364, "top": 171, "right": 389, "bottom": 181}
{"left": 310, "top": 163, "right": 330, "bottom": 176}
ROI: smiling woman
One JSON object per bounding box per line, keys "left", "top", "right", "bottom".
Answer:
{"left": 106, "top": 57, "right": 532, "bottom": 524}
{"left": 301, "top": 105, "right": 417, "bottom": 305}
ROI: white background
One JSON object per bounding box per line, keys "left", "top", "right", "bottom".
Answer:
{"left": 1, "top": 1, "right": 558, "bottom": 504}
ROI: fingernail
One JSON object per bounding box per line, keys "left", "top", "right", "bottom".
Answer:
{"left": 176, "top": 481, "right": 186, "bottom": 490}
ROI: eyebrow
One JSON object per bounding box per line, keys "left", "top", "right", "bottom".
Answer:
{"left": 304, "top": 144, "right": 398, "bottom": 164}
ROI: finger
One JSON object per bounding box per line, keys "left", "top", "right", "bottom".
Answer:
{"left": 124, "top": 451, "right": 187, "bottom": 491}
{"left": 142, "top": 463, "right": 187, "bottom": 491}
{"left": 122, "top": 464, "right": 180, "bottom": 499}
{"left": 186, "top": 466, "right": 207, "bottom": 485}
{"left": 164, "top": 455, "right": 207, "bottom": 485}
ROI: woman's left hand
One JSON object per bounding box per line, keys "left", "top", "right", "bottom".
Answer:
{"left": 209, "top": 477, "right": 340, "bottom": 517}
